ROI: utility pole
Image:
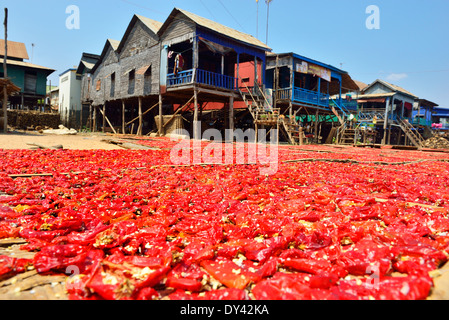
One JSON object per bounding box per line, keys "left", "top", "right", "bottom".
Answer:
{"left": 265, "top": 0, "right": 272, "bottom": 44}
{"left": 3, "top": 8, "right": 8, "bottom": 133}
{"left": 256, "top": 0, "right": 259, "bottom": 39}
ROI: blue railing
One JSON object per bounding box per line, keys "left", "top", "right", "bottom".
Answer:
{"left": 411, "top": 118, "right": 432, "bottom": 127}
{"left": 341, "top": 100, "right": 358, "bottom": 111}
{"left": 167, "top": 70, "right": 194, "bottom": 86}
{"left": 293, "top": 87, "right": 329, "bottom": 107}
{"left": 167, "top": 69, "right": 238, "bottom": 91}
{"left": 196, "top": 69, "right": 237, "bottom": 90}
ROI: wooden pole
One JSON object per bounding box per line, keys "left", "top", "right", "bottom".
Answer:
{"left": 382, "top": 97, "right": 391, "bottom": 145}
{"left": 92, "top": 105, "right": 97, "bottom": 133}
{"left": 98, "top": 107, "right": 117, "bottom": 134}
{"left": 137, "top": 96, "right": 142, "bottom": 136}
{"left": 122, "top": 100, "right": 125, "bottom": 134}
{"left": 193, "top": 86, "right": 199, "bottom": 140}
{"left": 102, "top": 104, "right": 106, "bottom": 133}
{"left": 2, "top": 8, "right": 8, "bottom": 133}
{"left": 158, "top": 94, "right": 163, "bottom": 136}
{"left": 126, "top": 101, "right": 159, "bottom": 127}
{"left": 229, "top": 95, "right": 234, "bottom": 132}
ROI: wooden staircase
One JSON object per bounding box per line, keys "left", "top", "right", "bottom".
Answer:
{"left": 397, "top": 119, "right": 425, "bottom": 148}
{"left": 338, "top": 127, "right": 357, "bottom": 145}
{"left": 280, "top": 117, "right": 304, "bottom": 145}
{"left": 238, "top": 81, "right": 308, "bottom": 145}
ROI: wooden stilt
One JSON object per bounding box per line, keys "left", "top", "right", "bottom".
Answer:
{"left": 229, "top": 96, "right": 234, "bottom": 132}
{"left": 102, "top": 104, "right": 106, "bottom": 133}
{"left": 92, "top": 106, "right": 97, "bottom": 133}
{"left": 99, "top": 107, "right": 117, "bottom": 134}
{"left": 137, "top": 96, "right": 143, "bottom": 136}
{"left": 193, "top": 86, "right": 199, "bottom": 140}
{"left": 158, "top": 94, "right": 163, "bottom": 136}
{"left": 89, "top": 104, "right": 92, "bottom": 131}
{"left": 122, "top": 100, "right": 125, "bottom": 134}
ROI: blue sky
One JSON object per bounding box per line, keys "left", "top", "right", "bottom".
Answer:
{"left": 2, "top": 0, "right": 449, "bottom": 107}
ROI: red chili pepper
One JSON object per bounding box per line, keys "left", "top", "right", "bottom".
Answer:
{"left": 201, "top": 257, "right": 252, "bottom": 290}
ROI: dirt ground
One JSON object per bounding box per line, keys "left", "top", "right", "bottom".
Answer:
{"left": 0, "top": 131, "right": 124, "bottom": 150}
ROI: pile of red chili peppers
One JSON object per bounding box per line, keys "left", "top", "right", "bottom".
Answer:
{"left": 1, "top": 139, "right": 449, "bottom": 300}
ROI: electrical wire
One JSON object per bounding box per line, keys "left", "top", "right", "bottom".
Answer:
{"left": 216, "top": 0, "right": 247, "bottom": 33}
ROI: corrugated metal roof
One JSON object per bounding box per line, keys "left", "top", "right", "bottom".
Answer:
{"left": 108, "top": 39, "right": 120, "bottom": 51}
{"left": 364, "top": 79, "right": 418, "bottom": 99}
{"left": 353, "top": 80, "right": 368, "bottom": 91}
{"left": 356, "top": 92, "right": 396, "bottom": 99}
{"left": 135, "top": 14, "right": 163, "bottom": 34}
{"left": 4, "top": 58, "right": 54, "bottom": 73}
{"left": 166, "top": 8, "right": 271, "bottom": 51}
{"left": 81, "top": 61, "right": 96, "bottom": 71}
{"left": 0, "top": 39, "right": 29, "bottom": 60}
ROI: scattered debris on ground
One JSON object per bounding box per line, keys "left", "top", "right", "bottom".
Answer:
{"left": 42, "top": 125, "right": 77, "bottom": 135}
{"left": 422, "top": 135, "right": 449, "bottom": 149}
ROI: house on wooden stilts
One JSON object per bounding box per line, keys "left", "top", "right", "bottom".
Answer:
{"left": 264, "top": 52, "right": 359, "bottom": 145}
{"left": 87, "top": 14, "right": 163, "bottom": 135}
{"left": 156, "top": 8, "right": 272, "bottom": 140}
{"left": 355, "top": 79, "right": 424, "bottom": 148}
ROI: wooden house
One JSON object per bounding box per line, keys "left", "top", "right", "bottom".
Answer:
{"left": 87, "top": 14, "right": 162, "bottom": 135}
{"left": 412, "top": 98, "right": 438, "bottom": 128}
{"left": 84, "top": 8, "right": 273, "bottom": 138}
{"left": 157, "top": 8, "right": 271, "bottom": 139}
{"left": 264, "top": 52, "right": 359, "bottom": 144}
{"left": 76, "top": 52, "right": 100, "bottom": 128}
{"left": 0, "top": 39, "right": 54, "bottom": 110}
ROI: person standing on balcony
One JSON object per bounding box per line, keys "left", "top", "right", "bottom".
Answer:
{"left": 174, "top": 54, "right": 184, "bottom": 76}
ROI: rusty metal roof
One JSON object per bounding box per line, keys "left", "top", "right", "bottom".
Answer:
{"left": 160, "top": 8, "right": 271, "bottom": 52}
{"left": 0, "top": 39, "right": 29, "bottom": 60}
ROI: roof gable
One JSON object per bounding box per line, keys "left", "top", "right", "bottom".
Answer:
{"left": 363, "top": 79, "right": 418, "bottom": 99}
{"left": 91, "top": 39, "right": 120, "bottom": 74}
{"left": 158, "top": 8, "right": 271, "bottom": 52}
{"left": 116, "top": 14, "right": 162, "bottom": 53}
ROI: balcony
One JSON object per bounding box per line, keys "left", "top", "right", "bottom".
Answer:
{"left": 167, "top": 69, "right": 238, "bottom": 91}
{"left": 275, "top": 87, "right": 329, "bottom": 108}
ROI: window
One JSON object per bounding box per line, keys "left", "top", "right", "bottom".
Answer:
{"left": 128, "top": 69, "right": 135, "bottom": 95}
{"left": 144, "top": 66, "right": 152, "bottom": 95}
{"left": 110, "top": 72, "right": 115, "bottom": 97}
{"left": 96, "top": 79, "right": 101, "bottom": 91}
{"left": 24, "top": 71, "right": 37, "bottom": 94}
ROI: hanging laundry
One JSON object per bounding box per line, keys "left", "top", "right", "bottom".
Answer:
{"left": 168, "top": 51, "right": 174, "bottom": 59}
